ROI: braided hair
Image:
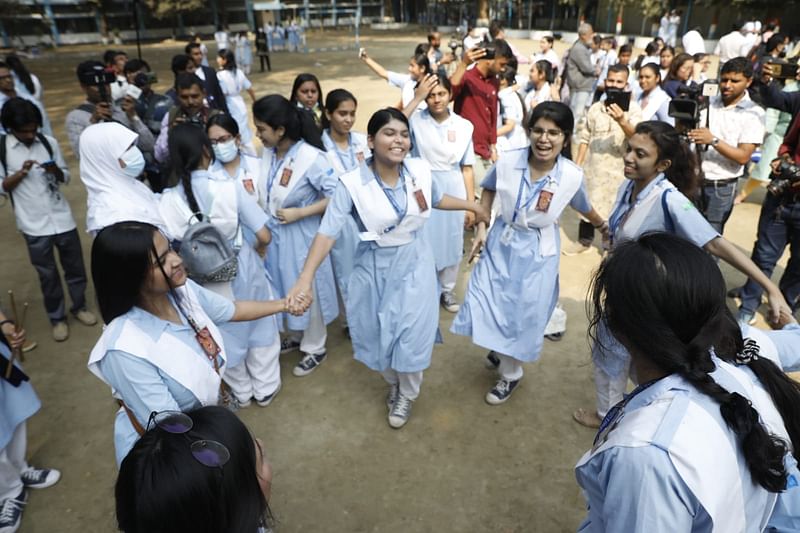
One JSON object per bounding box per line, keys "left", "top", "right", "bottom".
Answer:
{"left": 589, "top": 232, "right": 794, "bottom": 492}
{"left": 168, "top": 123, "right": 215, "bottom": 220}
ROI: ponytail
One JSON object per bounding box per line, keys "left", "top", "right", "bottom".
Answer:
{"left": 253, "top": 94, "right": 325, "bottom": 151}
{"left": 589, "top": 233, "right": 793, "bottom": 493}
{"left": 634, "top": 121, "right": 702, "bottom": 197}
{"left": 167, "top": 123, "right": 214, "bottom": 219}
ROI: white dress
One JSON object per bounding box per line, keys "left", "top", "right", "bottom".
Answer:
{"left": 216, "top": 68, "right": 253, "bottom": 146}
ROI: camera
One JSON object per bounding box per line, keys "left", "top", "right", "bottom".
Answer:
{"left": 78, "top": 65, "right": 116, "bottom": 103}
{"left": 480, "top": 43, "right": 496, "bottom": 60}
{"left": 764, "top": 57, "right": 799, "bottom": 79}
{"left": 448, "top": 39, "right": 460, "bottom": 53}
{"left": 768, "top": 160, "right": 800, "bottom": 196}
{"left": 132, "top": 71, "right": 158, "bottom": 88}
{"left": 668, "top": 80, "right": 719, "bottom": 150}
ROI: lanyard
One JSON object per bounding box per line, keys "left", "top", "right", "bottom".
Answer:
{"left": 334, "top": 134, "right": 357, "bottom": 171}
{"left": 265, "top": 142, "right": 300, "bottom": 209}
{"left": 593, "top": 377, "right": 661, "bottom": 449}
{"left": 512, "top": 167, "right": 551, "bottom": 223}
{"left": 608, "top": 176, "right": 667, "bottom": 242}
{"left": 372, "top": 164, "right": 408, "bottom": 231}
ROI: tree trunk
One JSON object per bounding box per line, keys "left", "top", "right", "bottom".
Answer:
{"left": 477, "top": 0, "right": 489, "bottom": 25}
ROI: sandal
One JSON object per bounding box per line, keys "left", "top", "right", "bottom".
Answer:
{"left": 572, "top": 407, "right": 602, "bottom": 429}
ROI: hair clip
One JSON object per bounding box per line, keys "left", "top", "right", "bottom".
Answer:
{"left": 735, "top": 338, "right": 760, "bottom": 365}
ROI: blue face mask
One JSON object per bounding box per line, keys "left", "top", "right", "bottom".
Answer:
{"left": 120, "top": 146, "right": 145, "bottom": 178}
{"left": 212, "top": 139, "right": 239, "bottom": 163}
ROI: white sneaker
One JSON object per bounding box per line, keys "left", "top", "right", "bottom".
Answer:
{"left": 388, "top": 394, "right": 413, "bottom": 429}
{"left": 256, "top": 382, "right": 282, "bottom": 407}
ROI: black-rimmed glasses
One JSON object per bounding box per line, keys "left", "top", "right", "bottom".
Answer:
{"left": 147, "top": 410, "right": 231, "bottom": 468}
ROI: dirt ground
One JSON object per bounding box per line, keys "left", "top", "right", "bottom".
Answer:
{"left": 0, "top": 28, "right": 790, "bottom": 532}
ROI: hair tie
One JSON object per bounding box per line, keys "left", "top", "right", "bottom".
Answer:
{"left": 735, "top": 338, "right": 760, "bottom": 365}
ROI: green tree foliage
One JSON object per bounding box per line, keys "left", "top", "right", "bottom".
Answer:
{"left": 144, "top": 0, "right": 206, "bottom": 19}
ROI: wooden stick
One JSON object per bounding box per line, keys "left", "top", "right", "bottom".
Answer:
{"left": 5, "top": 291, "right": 21, "bottom": 378}
{"left": 17, "top": 303, "right": 28, "bottom": 362}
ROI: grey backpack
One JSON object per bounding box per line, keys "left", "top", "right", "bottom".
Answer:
{"left": 179, "top": 214, "right": 239, "bottom": 284}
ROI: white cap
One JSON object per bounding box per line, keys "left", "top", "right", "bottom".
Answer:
{"left": 743, "top": 21, "right": 755, "bottom": 32}
{"left": 754, "top": 21, "right": 762, "bottom": 32}
{"left": 682, "top": 30, "right": 706, "bottom": 56}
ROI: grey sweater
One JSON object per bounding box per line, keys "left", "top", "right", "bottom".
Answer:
{"left": 566, "top": 40, "right": 596, "bottom": 92}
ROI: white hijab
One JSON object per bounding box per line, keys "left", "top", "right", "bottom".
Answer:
{"left": 79, "top": 122, "right": 164, "bottom": 234}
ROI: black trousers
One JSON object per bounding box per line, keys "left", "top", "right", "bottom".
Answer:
{"left": 23, "top": 229, "right": 88, "bottom": 324}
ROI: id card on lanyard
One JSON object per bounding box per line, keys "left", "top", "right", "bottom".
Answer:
{"left": 503, "top": 168, "right": 553, "bottom": 245}
{"left": 266, "top": 144, "right": 300, "bottom": 213}
{"left": 372, "top": 165, "right": 428, "bottom": 235}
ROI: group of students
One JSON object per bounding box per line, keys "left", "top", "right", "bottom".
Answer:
{"left": 2, "top": 31, "right": 800, "bottom": 532}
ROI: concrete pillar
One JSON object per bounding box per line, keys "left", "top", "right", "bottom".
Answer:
{"left": 245, "top": 0, "right": 256, "bottom": 30}
{"left": 42, "top": 0, "right": 60, "bottom": 46}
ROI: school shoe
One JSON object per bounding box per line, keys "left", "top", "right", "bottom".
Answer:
{"left": 562, "top": 241, "right": 591, "bottom": 256}
{"left": 0, "top": 488, "right": 26, "bottom": 533}
{"left": 256, "top": 382, "right": 282, "bottom": 407}
{"left": 293, "top": 352, "right": 326, "bottom": 377}
{"left": 233, "top": 396, "right": 253, "bottom": 409}
{"left": 21, "top": 340, "right": 37, "bottom": 353}
{"left": 545, "top": 332, "right": 564, "bottom": 342}
{"left": 51, "top": 321, "right": 69, "bottom": 342}
{"left": 485, "top": 378, "right": 521, "bottom": 405}
{"left": 484, "top": 351, "right": 501, "bottom": 370}
{"left": 440, "top": 292, "right": 460, "bottom": 313}
{"left": 280, "top": 338, "right": 301, "bottom": 354}
{"left": 74, "top": 309, "right": 97, "bottom": 326}
{"left": 386, "top": 382, "right": 399, "bottom": 411}
{"left": 388, "top": 394, "right": 413, "bottom": 429}
{"left": 20, "top": 467, "right": 60, "bottom": 490}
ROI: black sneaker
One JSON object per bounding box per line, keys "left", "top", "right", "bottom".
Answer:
{"left": 545, "top": 332, "right": 564, "bottom": 342}
{"left": 292, "top": 352, "right": 327, "bottom": 377}
{"left": 256, "top": 382, "right": 282, "bottom": 407}
{"left": 388, "top": 394, "right": 413, "bottom": 429}
{"left": 20, "top": 468, "right": 60, "bottom": 490}
{"left": 484, "top": 351, "right": 501, "bottom": 370}
{"left": 0, "top": 489, "right": 26, "bottom": 533}
{"left": 280, "top": 338, "right": 301, "bottom": 354}
{"left": 485, "top": 378, "right": 521, "bottom": 405}
{"left": 386, "top": 382, "right": 399, "bottom": 411}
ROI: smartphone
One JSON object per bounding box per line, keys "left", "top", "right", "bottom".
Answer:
{"left": 604, "top": 89, "right": 631, "bottom": 112}
{"left": 481, "top": 46, "right": 496, "bottom": 60}
{"left": 125, "top": 84, "right": 142, "bottom": 99}
{"left": 358, "top": 47, "right": 366, "bottom": 59}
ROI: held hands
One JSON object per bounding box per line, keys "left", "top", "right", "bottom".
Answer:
{"left": 472, "top": 202, "right": 491, "bottom": 226}
{"left": 276, "top": 207, "right": 304, "bottom": 224}
{"left": 285, "top": 279, "right": 313, "bottom": 315}
{"left": 468, "top": 223, "right": 487, "bottom": 264}
{"left": 464, "top": 211, "right": 476, "bottom": 230}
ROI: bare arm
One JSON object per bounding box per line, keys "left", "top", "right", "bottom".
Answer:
{"left": 402, "top": 74, "right": 438, "bottom": 118}
{"left": 360, "top": 51, "right": 389, "bottom": 80}
{"left": 232, "top": 299, "right": 287, "bottom": 321}
{"left": 704, "top": 236, "right": 792, "bottom": 323}
{"left": 275, "top": 198, "right": 330, "bottom": 224}
{"left": 450, "top": 48, "right": 486, "bottom": 88}
{"left": 247, "top": 87, "right": 257, "bottom": 102}
{"left": 576, "top": 143, "right": 589, "bottom": 166}
{"left": 285, "top": 233, "right": 337, "bottom": 312}
{"left": 497, "top": 118, "right": 515, "bottom": 137}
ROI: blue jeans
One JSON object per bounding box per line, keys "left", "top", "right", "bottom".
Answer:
{"left": 699, "top": 179, "right": 738, "bottom": 234}
{"left": 739, "top": 193, "right": 800, "bottom": 314}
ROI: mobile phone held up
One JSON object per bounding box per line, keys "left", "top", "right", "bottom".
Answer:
{"left": 604, "top": 88, "right": 631, "bottom": 112}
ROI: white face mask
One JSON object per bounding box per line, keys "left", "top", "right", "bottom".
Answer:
{"left": 119, "top": 146, "right": 145, "bottom": 178}
{"left": 213, "top": 139, "right": 239, "bottom": 163}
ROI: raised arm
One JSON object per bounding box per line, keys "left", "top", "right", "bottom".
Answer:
{"left": 360, "top": 49, "right": 390, "bottom": 80}
{"left": 403, "top": 74, "right": 438, "bottom": 117}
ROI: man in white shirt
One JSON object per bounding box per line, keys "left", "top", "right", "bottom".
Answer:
{"left": 687, "top": 57, "right": 765, "bottom": 234}
{"left": 714, "top": 23, "right": 750, "bottom": 63}
{"left": 0, "top": 98, "right": 97, "bottom": 341}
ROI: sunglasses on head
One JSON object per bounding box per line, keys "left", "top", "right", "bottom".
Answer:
{"left": 147, "top": 410, "right": 231, "bottom": 468}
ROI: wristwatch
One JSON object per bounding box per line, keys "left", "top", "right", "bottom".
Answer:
{"left": 711, "top": 137, "right": 720, "bottom": 147}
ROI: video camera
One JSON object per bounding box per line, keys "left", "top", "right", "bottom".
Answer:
{"left": 768, "top": 160, "right": 800, "bottom": 196}
{"left": 668, "top": 81, "right": 719, "bottom": 130}
{"left": 764, "top": 57, "right": 799, "bottom": 80}
{"left": 78, "top": 64, "right": 116, "bottom": 103}
{"left": 132, "top": 71, "right": 158, "bottom": 88}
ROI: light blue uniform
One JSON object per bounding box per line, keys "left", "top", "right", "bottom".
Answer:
{"left": 92, "top": 281, "right": 234, "bottom": 465}
{"left": 452, "top": 153, "right": 591, "bottom": 362}
{"left": 410, "top": 109, "right": 475, "bottom": 271}
{"left": 318, "top": 160, "right": 443, "bottom": 372}
{"left": 753, "top": 323, "right": 800, "bottom": 372}
{"left": 0, "top": 342, "right": 40, "bottom": 452}
{"left": 322, "top": 130, "right": 371, "bottom": 306}
{"left": 576, "top": 358, "right": 800, "bottom": 532}
{"left": 262, "top": 140, "right": 339, "bottom": 331}
{"left": 595, "top": 176, "right": 720, "bottom": 378}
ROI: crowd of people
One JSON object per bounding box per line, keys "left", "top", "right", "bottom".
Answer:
{"left": 1, "top": 19, "right": 800, "bottom": 533}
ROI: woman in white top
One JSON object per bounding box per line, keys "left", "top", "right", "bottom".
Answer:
{"left": 634, "top": 64, "right": 674, "bottom": 125}
{"left": 78, "top": 122, "right": 164, "bottom": 234}
{"left": 496, "top": 68, "right": 528, "bottom": 153}
{"left": 531, "top": 35, "right": 560, "bottom": 70}
{"left": 216, "top": 50, "right": 256, "bottom": 149}
{"left": 359, "top": 48, "right": 432, "bottom": 109}
{"left": 524, "top": 60, "right": 556, "bottom": 112}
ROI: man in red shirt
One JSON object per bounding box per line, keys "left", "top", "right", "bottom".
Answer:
{"left": 451, "top": 39, "right": 513, "bottom": 203}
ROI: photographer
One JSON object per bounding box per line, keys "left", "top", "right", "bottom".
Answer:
{"left": 0, "top": 98, "right": 97, "bottom": 342}
{"left": 686, "top": 57, "right": 765, "bottom": 234}
{"left": 566, "top": 64, "right": 641, "bottom": 254}
{"left": 154, "top": 73, "right": 220, "bottom": 164}
{"left": 64, "top": 60, "right": 155, "bottom": 158}
{"left": 123, "top": 59, "right": 172, "bottom": 135}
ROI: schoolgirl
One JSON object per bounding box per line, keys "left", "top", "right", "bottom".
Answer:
{"left": 88, "top": 221, "right": 286, "bottom": 464}
{"left": 289, "top": 73, "right": 324, "bottom": 129}
{"left": 576, "top": 232, "right": 800, "bottom": 531}
{"left": 496, "top": 67, "right": 529, "bottom": 154}
{"left": 285, "top": 108, "right": 489, "bottom": 429}
{"left": 321, "top": 89, "right": 371, "bottom": 330}
{"left": 451, "top": 102, "right": 607, "bottom": 405}
{"left": 158, "top": 123, "right": 282, "bottom": 409}
{"left": 206, "top": 113, "right": 265, "bottom": 207}
{"left": 634, "top": 64, "right": 673, "bottom": 124}
{"left": 572, "top": 121, "right": 793, "bottom": 428}
{"left": 253, "top": 94, "right": 339, "bottom": 377}
{"left": 216, "top": 49, "right": 256, "bottom": 149}
{"left": 404, "top": 76, "right": 475, "bottom": 313}
{"left": 524, "top": 60, "right": 555, "bottom": 112}
{"left": 359, "top": 48, "right": 432, "bottom": 108}
{"left": 661, "top": 52, "right": 694, "bottom": 98}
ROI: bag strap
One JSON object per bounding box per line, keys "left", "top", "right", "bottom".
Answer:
{"left": 661, "top": 189, "right": 675, "bottom": 233}
{"left": 0, "top": 134, "right": 6, "bottom": 177}
{"left": 37, "top": 133, "right": 54, "bottom": 160}
{"left": 117, "top": 399, "right": 146, "bottom": 437}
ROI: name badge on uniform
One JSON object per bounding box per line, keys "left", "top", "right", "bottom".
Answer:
{"left": 195, "top": 326, "right": 221, "bottom": 360}
{"left": 447, "top": 130, "right": 456, "bottom": 142}
{"left": 356, "top": 151, "right": 365, "bottom": 163}
{"left": 500, "top": 224, "right": 514, "bottom": 246}
{"left": 242, "top": 178, "right": 255, "bottom": 195}
{"left": 536, "top": 181, "right": 557, "bottom": 213}
{"left": 413, "top": 189, "right": 429, "bottom": 212}
{"left": 279, "top": 167, "right": 293, "bottom": 187}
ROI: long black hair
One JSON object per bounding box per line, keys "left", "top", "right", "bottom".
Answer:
{"left": 206, "top": 112, "right": 240, "bottom": 137}
{"left": 168, "top": 123, "right": 214, "bottom": 218}
{"left": 633, "top": 121, "right": 702, "bottom": 197}
{"left": 92, "top": 222, "right": 162, "bottom": 323}
{"left": 289, "top": 73, "right": 323, "bottom": 110}
{"left": 5, "top": 55, "right": 34, "bottom": 95}
{"left": 218, "top": 49, "right": 237, "bottom": 71}
{"left": 321, "top": 88, "right": 357, "bottom": 131}
{"left": 589, "top": 232, "right": 799, "bottom": 491}
{"left": 533, "top": 59, "right": 555, "bottom": 84}
{"left": 116, "top": 406, "right": 271, "bottom": 533}
{"left": 252, "top": 94, "right": 324, "bottom": 150}
{"left": 527, "top": 101, "right": 573, "bottom": 160}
